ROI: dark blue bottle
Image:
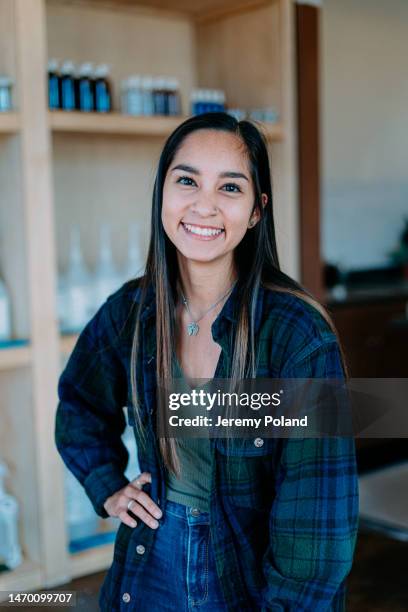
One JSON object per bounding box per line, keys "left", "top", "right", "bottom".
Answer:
{"left": 94, "top": 64, "right": 112, "bottom": 113}
{"left": 48, "top": 59, "right": 60, "bottom": 109}
{"left": 77, "top": 62, "right": 94, "bottom": 112}
{"left": 59, "top": 60, "right": 76, "bottom": 111}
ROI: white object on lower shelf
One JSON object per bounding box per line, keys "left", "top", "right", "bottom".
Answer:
{"left": 359, "top": 460, "right": 408, "bottom": 540}
{"left": 0, "top": 461, "right": 22, "bottom": 570}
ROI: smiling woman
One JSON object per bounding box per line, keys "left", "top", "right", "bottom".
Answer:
{"left": 55, "top": 112, "right": 358, "bottom": 612}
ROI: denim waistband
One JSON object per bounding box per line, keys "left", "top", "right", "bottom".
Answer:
{"left": 164, "top": 499, "right": 210, "bottom": 526}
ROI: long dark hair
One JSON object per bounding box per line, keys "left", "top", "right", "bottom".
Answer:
{"left": 130, "top": 111, "right": 348, "bottom": 475}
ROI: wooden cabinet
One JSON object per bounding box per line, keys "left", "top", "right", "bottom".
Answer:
{"left": 328, "top": 295, "right": 408, "bottom": 378}
{"left": 0, "top": 0, "right": 299, "bottom": 597}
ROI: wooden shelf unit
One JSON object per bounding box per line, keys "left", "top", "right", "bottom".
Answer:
{"left": 0, "top": 345, "right": 31, "bottom": 370}
{"left": 0, "top": 112, "right": 20, "bottom": 134}
{"left": 0, "top": 0, "right": 299, "bottom": 598}
{"left": 49, "top": 110, "right": 284, "bottom": 140}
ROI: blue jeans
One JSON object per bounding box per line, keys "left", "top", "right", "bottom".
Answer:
{"left": 132, "top": 500, "right": 229, "bottom": 611}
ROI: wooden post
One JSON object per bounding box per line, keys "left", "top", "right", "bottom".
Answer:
{"left": 14, "top": 0, "right": 69, "bottom": 586}
{"left": 295, "top": 0, "right": 323, "bottom": 299}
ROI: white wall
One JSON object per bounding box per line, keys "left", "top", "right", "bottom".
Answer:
{"left": 321, "top": 0, "right": 408, "bottom": 270}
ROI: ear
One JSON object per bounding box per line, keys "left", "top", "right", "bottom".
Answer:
{"left": 249, "top": 194, "right": 268, "bottom": 226}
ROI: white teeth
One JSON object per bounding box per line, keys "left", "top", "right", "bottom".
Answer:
{"left": 183, "top": 223, "right": 223, "bottom": 237}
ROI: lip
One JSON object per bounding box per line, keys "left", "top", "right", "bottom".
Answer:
{"left": 180, "top": 222, "right": 225, "bottom": 241}
{"left": 181, "top": 222, "right": 224, "bottom": 230}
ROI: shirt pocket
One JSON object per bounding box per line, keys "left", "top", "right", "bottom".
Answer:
{"left": 215, "top": 437, "right": 277, "bottom": 511}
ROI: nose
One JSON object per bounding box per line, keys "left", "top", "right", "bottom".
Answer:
{"left": 192, "top": 192, "right": 218, "bottom": 216}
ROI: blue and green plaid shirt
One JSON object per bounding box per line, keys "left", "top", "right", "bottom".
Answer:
{"left": 55, "top": 278, "right": 359, "bottom": 611}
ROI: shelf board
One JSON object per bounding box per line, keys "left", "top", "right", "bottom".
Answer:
{"left": 0, "top": 112, "right": 20, "bottom": 134}
{"left": 60, "top": 334, "right": 79, "bottom": 356}
{"left": 0, "top": 560, "right": 42, "bottom": 599}
{"left": 69, "top": 543, "right": 114, "bottom": 579}
{"left": 49, "top": 111, "right": 186, "bottom": 136}
{"left": 64, "top": 0, "right": 274, "bottom": 22}
{"left": 49, "top": 111, "right": 284, "bottom": 141}
{"left": 0, "top": 345, "right": 31, "bottom": 370}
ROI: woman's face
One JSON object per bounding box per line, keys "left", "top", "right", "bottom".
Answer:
{"left": 161, "top": 129, "right": 265, "bottom": 264}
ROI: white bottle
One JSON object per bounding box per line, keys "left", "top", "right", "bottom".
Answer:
{"left": 126, "top": 75, "right": 143, "bottom": 116}
{"left": 141, "top": 75, "right": 154, "bottom": 116}
{"left": 0, "top": 461, "right": 22, "bottom": 569}
{"left": 64, "top": 226, "right": 92, "bottom": 333}
{"left": 121, "top": 222, "right": 145, "bottom": 285}
{"left": 0, "top": 275, "right": 11, "bottom": 341}
{"left": 92, "top": 223, "right": 119, "bottom": 314}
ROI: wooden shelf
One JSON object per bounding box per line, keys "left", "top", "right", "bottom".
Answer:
{"left": 49, "top": 111, "right": 283, "bottom": 141}
{"left": 0, "top": 112, "right": 20, "bottom": 134}
{"left": 57, "top": 0, "right": 274, "bottom": 22}
{"left": 69, "top": 543, "right": 114, "bottom": 579}
{"left": 60, "top": 334, "right": 79, "bottom": 356}
{"left": 0, "top": 560, "right": 42, "bottom": 600}
{"left": 49, "top": 111, "right": 187, "bottom": 137}
{"left": 0, "top": 345, "right": 31, "bottom": 370}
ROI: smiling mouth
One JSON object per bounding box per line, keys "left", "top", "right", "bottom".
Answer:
{"left": 181, "top": 222, "right": 225, "bottom": 238}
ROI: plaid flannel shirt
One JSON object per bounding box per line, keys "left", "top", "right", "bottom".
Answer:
{"left": 55, "top": 277, "right": 359, "bottom": 612}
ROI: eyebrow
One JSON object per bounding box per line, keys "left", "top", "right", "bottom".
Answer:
{"left": 170, "top": 163, "right": 249, "bottom": 182}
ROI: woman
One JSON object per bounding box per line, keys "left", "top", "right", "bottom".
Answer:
{"left": 55, "top": 112, "right": 359, "bottom": 611}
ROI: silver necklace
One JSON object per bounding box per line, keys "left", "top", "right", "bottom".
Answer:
{"left": 180, "top": 281, "right": 237, "bottom": 336}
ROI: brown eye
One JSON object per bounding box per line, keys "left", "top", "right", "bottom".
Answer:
{"left": 222, "top": 183, "right": 242, "bottom": 193}
{"left": 176, "top": 176, "right": 196, "bottom": 186}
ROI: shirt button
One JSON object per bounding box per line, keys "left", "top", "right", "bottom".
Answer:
{"left": 136, "top": 544, "right": 146, "bottom": 555}
{"left": 190, "top": 507, "right": 201, "bottom": 516}
{"left": 254, "top": 437, "right": 264, "bottom": 447}
{"left": 122, "top": 592, "right": 131, "bottom": 603}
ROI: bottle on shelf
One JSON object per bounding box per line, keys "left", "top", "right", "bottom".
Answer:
{"left": 64, "top": 465, "right": 99, "bottom": 544}
{"left": 123, "top": 75, "right": 143, "bottom": 116}
{"left": 152, "top": 76, "right": 167, "bottom": 116}
{"left": 0, "top": 75, "right": 13, "bottom": 112}
{"left": 91, "top": 223, "right": 120, "bottom": 316}
{"left": 0, "top": 461, "right": 22, "bottom": 570}
{"left": 59, "top": 60, "right": 76, "bottom": 111}
{"left": 94, "top": 64, "right": 112, "bottom": 113}
{"left": 141, "top": 75, "right": 154, "bottom": 116}
{"left": 0, "top": 275, "right": 11, "bottom": 343}
{"left": 120, "top": 222, "right": 145, "bottom": 285}
{"left": 60, "top": 225, "right": 92, "bottom": 333}
{"left": 167, "top": 77, "right": 181, "bottom": 116}
{"left": 47, "top": 59, "right": 60, "bottom": 110}
{"left": 76, "top": 62, "right": 94, "bottom": 112}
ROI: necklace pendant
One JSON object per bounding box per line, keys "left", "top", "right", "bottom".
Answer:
{"left": 187, "top": 322, "right": 199, "bottom": 336}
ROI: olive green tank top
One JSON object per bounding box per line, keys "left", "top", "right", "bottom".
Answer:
{"left": 164, "top": 357, "right": 214, "bottom": 512}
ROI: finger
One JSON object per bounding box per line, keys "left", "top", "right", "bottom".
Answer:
{"left": 126, "top": 502, "right": 160, "bottom": 529}
{"left": 132, "top": 490, "right": 162, "bottom": 520}
{"left": 131, "top": 472, "right": 152, "bottom": 488}
{"left": 119, "top": 510, "right": 137, "bottom": 528}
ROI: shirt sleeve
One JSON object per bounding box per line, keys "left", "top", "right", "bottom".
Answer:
{"left": 55, "top": 292, "right": 131, "bottom": 519}
{"left": 260, "top": 340, "right": 359, "bottom": 611}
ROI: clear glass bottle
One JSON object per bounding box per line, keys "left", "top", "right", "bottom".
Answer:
{"left": 120, "top": 222, "right": 145, "bottom": 285}
{"left": 126, "top": 75, "right": 143, "bottom": 116}
{"left": 63, "top": 225, "right": 92, "bottom": 333}
{"left": 92, "top": 223, "right": 119, "bottom": 315}
{"left": 141, "top": 75, "right": 154, "bottom": 116}
{"left": 0, "top": 275, "right": 11, "bottom": 342}
{"left": 167, "top": 77, "right": 181, "bottom": 116}
{"left": 0, "top": 461, "right": 22, "bottom": 570}
{"left": 0, "top": 76, "right": 13, "bottom": 112}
